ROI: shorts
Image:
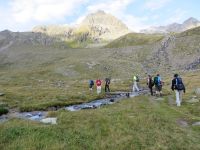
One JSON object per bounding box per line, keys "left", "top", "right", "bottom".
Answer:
{"left": 89, "top": 84, "right": 93, "bottom": 88}
{"left": 155, "top": 85, "right": 162, "bottom": 91}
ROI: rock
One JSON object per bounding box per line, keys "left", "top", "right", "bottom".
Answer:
{"left": 177, "top": 119, "right": 189, "bottom": 127}
{"left": 186, "top": 98, "right": 199, "bottom": 103}
{"left": 195, "top": 88, "right": 200, "bottom": 95}
{"left": 109, "top": 99, "right": 115, "bottom": 102}
{"left": 192, "top": 122, "right": 200, "bottom": 126}
{"left": 155, "top": 97, "right": 165, "bottom": 101}
{"left": 41, "top": 118, "right": 57, "bottom": 125}
{"left": 0, "top": 93, "right": 5, "bottom": 96}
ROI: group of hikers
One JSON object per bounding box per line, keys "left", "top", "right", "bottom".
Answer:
{"left": 89, "top": 78, "right": 111, "bottom": 94}
{"left": 89, "top": 73, "right": 185, "bottom": 107}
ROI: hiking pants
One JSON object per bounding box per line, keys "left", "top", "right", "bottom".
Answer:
{"left": 89, "top": 84, "right": 93, "bottom": 91}
{"left": 175, "top": 90, "right": 183, "bottom": 106}
{"left": 149, "top": 86, "right": 153, "bottom": 96}
{"left": 133, "top": 81, "right": 139, "bottom": 92}
{"left": 105, "top": 85, "right": 110, "bottom": 92}
{"left": 97, "top": 86, "right": 101, "bottom": 94}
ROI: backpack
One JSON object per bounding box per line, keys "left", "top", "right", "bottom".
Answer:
{"left": 89, "top": 80, "right": 94, "bottom": 85}
{"left": 105, "top": 78, "right": 110, "bottom": 85}
{"left": 154, "top": 76, "right": 158, "bottom": 85}
{"left": 134, "top": 76, "right": 139, "bottom": 82}
{"left": 96, "top": 80, "right": 101, "bottom": 86}
{"left": 149, "top": 78, "right": 154, "bottom": 86}
{"left": 176, "top": 77, "right": 184, "bottom": 90}
{"left": 154, "top": 76, "right": 161, "bottom": 86}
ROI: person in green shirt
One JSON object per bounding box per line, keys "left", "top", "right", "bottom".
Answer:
{"left": 133, "top": 75, "right": 140, "bottom": 92}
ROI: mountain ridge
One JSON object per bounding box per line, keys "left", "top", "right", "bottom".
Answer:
{"left": 32, "top": 10, "right": 131, "bottom": 47}
{"left": 141, "top": 17, "right": 200, "bottom": 33}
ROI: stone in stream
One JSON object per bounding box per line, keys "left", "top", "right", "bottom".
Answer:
{"left": 195, "top": 88, "right": 200, "bottom": 95}
{"left": 192, "top": 122, "right": 200, "bottom": 126}
{"left": 109, "top": 99, "right": 115, "bottom": 102}
{"left": 0, "top": 115, "right": 8, "bottom": 123}
{"left": 0, "top": 93, "right": 5, "bottom": 96}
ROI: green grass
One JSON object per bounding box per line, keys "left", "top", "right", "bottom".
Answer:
{"left": 0, "top": 31, "right": 200, "bottom": 149}
{"left": 0, "top": 94, "right": 200, "bottom": 150}
{"left": 105, "top": 33, "right": 164, "bottom": 48}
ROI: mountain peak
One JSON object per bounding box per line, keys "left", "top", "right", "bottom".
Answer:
{"left": 141, "top": 17, "right": 200, "bottom": 33}
{"left": 94, "top": 10, "right": 106, "bottom": 15}
{"left": 183, "top": 17, "right": 199, "bottom": 24}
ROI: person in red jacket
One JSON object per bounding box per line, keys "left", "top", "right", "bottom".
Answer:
{"left": 96, "top": 79, "right": 102, "bottom": 94}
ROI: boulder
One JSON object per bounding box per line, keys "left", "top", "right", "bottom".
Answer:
{"left": 192, "top": 122, "right": 200, "bottom": 126}
{"left": 0, "top": 93, "right": 5, "bottom": 96}
{"left": 41, "top": 117, "right": 57, "bottom": 125}
{"left": 195, "top": 88, "right": 200, "bottom": 95}
{"left": 186, "top": 98, "right": 199, "bottom": 103}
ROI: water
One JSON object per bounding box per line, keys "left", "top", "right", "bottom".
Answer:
{"left": 0, "top": 90, "right": 148, "bottom": 124}
{"left": 65, "top": 91, "right": 141, "bottom": 111}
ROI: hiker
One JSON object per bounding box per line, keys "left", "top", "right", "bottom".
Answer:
{"left": 154, "top": 74, "right": 163, "bottom": 96}
{"left": 147, "top": 75, "right": 154, "bottom": 96}
{"left": 89, "top": 80, "right": 94, "bottom": 91}
{"left": 133, "top": 75, "right": 140, "bottom": 92}
{"left": 105, "top": 78, "right": 111, "bottom": 92}
{"left": 171, "top": 74, "right": 185, "bottom": 106}
{"left": 96, "top": 79, "right": 102, "bottom": 94}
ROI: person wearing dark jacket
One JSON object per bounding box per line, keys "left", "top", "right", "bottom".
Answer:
{"left": 147, "top": 75, "right": 154, "bottom": 96}
{"left": 171, "top": 74, "right": 185, "bottom": 106}
{"left": 105, "top": 78, "right": 110, "bottom": 92}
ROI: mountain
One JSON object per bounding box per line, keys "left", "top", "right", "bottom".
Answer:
{"left": 32, "top": 10, "right": 130, "bottom": 48}
{"left": 141, "top": 17, "right": 200, "bottom": 33}
{"left": 105, "top": 26, "right": 200, "bottom": 72}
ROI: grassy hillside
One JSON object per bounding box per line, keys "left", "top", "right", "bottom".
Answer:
{"left": 0, "top": 70, "right": 200, "bottom": 149}
{"left": 178, "top": 26, "right": 200, "bottom": 36}
{"left": 0, "top": 28, "right": 200, "bottom": 149}
{"left": 105, "top": 33, "right": 164, "bottom": 48}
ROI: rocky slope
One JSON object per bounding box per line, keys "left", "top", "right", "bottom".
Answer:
{"left": 141, "top": 17, "right": 200, "bottom": 33}
{"left": 106, "top": 26, "right": 200, "bottom": 73}
{"left": 32, "top": 10, "right": 130, "bottom": 47}
{"left": 0, "top": 30, "right": 63, "bottom": 50}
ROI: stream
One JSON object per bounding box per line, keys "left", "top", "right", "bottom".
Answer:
{"left": 0, "top": 89, "right": 148, "bottom": 125}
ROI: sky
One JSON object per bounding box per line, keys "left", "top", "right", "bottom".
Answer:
{"left": 0, "top": 0, "right": 199, "bottom": 32}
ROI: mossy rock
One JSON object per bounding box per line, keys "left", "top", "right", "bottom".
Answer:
{"left": 0, "top": 107, "right": 9, "bottom": 116}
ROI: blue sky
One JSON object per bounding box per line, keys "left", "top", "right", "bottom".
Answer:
{"left": 0, "top": 0, "right": 199, "bottom": 32}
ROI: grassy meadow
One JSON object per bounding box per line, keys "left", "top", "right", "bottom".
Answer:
{"left": 0, "top": 31, "right": 200, "bottom": 149}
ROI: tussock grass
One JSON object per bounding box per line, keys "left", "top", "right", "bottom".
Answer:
{"left": 1, "top": 95, "right": 200, "bottom": 149}
{"left": 105, "top": 33, "right": 164, "bottom": 48}
{"left": 0, "top": 107, "right": 8, "bottom": 116}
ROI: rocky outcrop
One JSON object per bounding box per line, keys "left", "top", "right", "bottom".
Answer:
{"left": 32, "top": 10, "right": 131, "bottom": 45}
{"left": 0, "top": 30, "right": 62, "bottom": 49}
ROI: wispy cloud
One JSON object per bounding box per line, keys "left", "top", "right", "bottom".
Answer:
{"left": 87, "top": 0, "right": 134, "bottom": 15}
{"left": 167, "top": 9, "right": 187, "bottom": 24}
{"left": 9, "top": 0, "right": 88, "bottom": 23}
{"left": 74, "top": 0, "right": 147, "bottom": 32}
{"left": 144, "top": 0, "right": 172, "bottom": 10}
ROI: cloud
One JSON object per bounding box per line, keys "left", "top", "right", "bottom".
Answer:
{"left": 9, "top": 0, "right": 88, "bottom": 23}
{"left": 144, "top": 0, "right": 172, "bottom": 10}
{"left": 74, "top": 0, "right": 147, "bottom": 32}
{"left": 122, "top": 15, "right": 149, "bottom": 32}
{"left": 167, "top": 9, "right": 187, "bottom": 24}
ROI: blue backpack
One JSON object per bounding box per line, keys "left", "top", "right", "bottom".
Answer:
{"left": 89, "top": 80, "right": 94, "bottom": 85}
{"left": 176, "top": 77, "right": 184, "bottom": 90}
